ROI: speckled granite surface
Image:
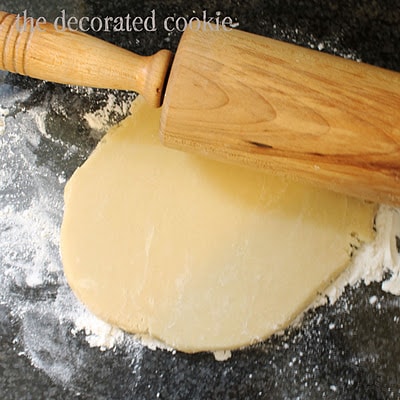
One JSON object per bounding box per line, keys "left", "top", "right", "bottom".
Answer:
{"left": 0, "top": 1, "right": 400, "bottom": 399}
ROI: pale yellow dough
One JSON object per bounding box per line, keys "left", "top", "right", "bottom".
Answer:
{"left": 61, "top": 96, "right": 376, "bottom": 353}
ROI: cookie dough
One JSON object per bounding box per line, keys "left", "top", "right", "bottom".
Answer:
{"left": 61, "top": 96, "right": 376, "bottom": 352}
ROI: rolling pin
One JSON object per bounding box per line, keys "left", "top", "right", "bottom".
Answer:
{"left": 0, "top": 12, "right": 400, "bottom": 205}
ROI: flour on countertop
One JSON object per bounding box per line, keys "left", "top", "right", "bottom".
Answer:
{"left": 0, "top": 106, "right": 9, "bottom": 135}
{"left": 213, "top": 350, "right": 232, "bottom": 362}
{"left": 315, "top": 205, "right": 400, "bottom": 305}
{"left": 83, "top": 93, "right": 131, "bottom": 138}
{"left": 273, "top": 23, "right": 363, "bottom": 61}
{"left": 0, "top": 92, "right": 144, "bottom": 385}
{"left": 70, "top": 308, "right": 125, "bottom": 351}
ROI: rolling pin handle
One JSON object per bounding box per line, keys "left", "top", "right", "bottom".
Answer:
{"left": 0, "top": 11, "right": 173, "bottom": 107}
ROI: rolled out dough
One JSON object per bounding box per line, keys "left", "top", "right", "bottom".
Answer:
{"left": 61, "top": 96, "right": 376, "bottom": 353}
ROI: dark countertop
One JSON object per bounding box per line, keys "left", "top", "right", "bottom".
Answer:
{"left": 0, "top": 1, "right": 400, "bottom": 399}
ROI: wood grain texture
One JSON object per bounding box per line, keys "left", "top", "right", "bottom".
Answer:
{"left": 1, "top": 10, "right": 399, "bottom": 204}
{"left": 160, "top": 25, "right": 400, "bottom": 205}
{"left": 0, "top": 12, "right": 172, "bottom": 107}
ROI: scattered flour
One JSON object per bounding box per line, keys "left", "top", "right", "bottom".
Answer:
{"left": 83, "top": 92, "right": 131, "bottom": 138}
{"left": 213, "top": 350, "right": 232, "bottom": 362}
{"left": 0, "top": 90, "right": 144, "bottom": 384}
{"left": 316, "top": 205, "right": 400, "bottom": 305}
{"left": 273, "top": 23, "right": 362, "bottom": 61}
{"left": 0, "top": 106, "right": 9, "bottom": 135}
{"left": 71, "top": 309, "right": 125, "bottom": 351}
{"left": 138, "top": 334, "right": 174, "bottom": 352}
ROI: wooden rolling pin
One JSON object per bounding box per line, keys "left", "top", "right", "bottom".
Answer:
{"left": 1, "top": 12, "right": 400, "bottom": 205}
